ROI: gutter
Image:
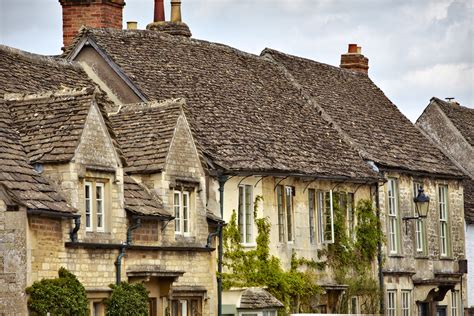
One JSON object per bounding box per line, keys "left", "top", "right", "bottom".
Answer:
{"left": 27, "top": 209, "right": 80, "bottom": 219}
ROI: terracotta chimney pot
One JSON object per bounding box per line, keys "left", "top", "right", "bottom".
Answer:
{"left": 171, "top": 0, "right": 182, "bottom": 23}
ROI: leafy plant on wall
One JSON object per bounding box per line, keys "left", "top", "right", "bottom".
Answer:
{"left": 222, "top": 196, "right": 322, "bottom": 313}
{"left": 222, "top": 195, "right": 383, "bottom": 314}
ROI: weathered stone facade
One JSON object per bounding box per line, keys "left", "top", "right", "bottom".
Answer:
{"left": 380, "top": 172, "right": 465, "bottom": 314}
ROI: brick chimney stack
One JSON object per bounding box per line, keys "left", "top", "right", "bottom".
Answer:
{"left": 59, "top": 0, "right": 126, "bottom": 49}
{"left": 340, "top": 44, "right": 369, "bottom": 75}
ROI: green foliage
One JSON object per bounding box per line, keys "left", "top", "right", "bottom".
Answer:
{"left": 104, "top": 282, "right": 149, "bottom": 316}
{"left": 26, "top": 267, "right": 89, "bottom": 316}
{"left": 320, "top": 198, "right": 383, "bottom": 313}
{"left": 222, "top": 196, "right": 322, "bottom": 313}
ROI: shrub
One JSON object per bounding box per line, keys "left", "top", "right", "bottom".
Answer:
{"left": 104, "top": 282, "right": 149, "bottom": 316}
{"left": 26, "top": 267, "right": 89, "bottom": 316}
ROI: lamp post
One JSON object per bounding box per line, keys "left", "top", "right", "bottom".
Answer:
{"left": 402, "top": 186, "right": 430, "bottom": 233}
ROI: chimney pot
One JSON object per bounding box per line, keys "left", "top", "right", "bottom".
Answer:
{"left": 348, "top": 44, "right": 358, "bottom": 53}
{"left": 154, "top": 0, "right": 165, "bottom": 22}
{"left": 171, "top": 0, "right": 182, "bottom": 23}
{"left": 357, "top": 46, "right": 362, "bottom": 54}
{"left": 127, "top": 21, "right": 138, "bottom": 30}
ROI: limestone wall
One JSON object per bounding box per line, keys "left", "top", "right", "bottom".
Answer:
{"left": 0, "top": 202, "right": 28, "bottom": 315}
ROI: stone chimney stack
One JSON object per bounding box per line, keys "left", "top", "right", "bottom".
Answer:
{"left": 340, "top": 43, "right": 369, "bottom": 75}
{"left": 59, "top": 0, "right": 126, "bottom": 49}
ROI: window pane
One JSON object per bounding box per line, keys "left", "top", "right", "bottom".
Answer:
{"left": 387, "top": 290, "right": 396, "bottom": 316}
{"left": 85, "top": 183, "right": 92, "bottom": 230}
{"left": 174, "top": 192, "right": 181, "bottom": 233}
{"left": 183, "top": 192, "right": 189, "bottom": 233}
{"left": 286, "top": 187, "right": 293, "bottom": 241}
{"left": 317, "top": 191, "right": 324, "bottom": 243}
{"left": 96, "top": 184, "right": 104, "bottom": 230}
{"left": 245, "top": 185, "right": 252, "bottom": 243}
{"left": 238, "top": 186, "right": 244, "bottom": 242}
{"left": 388, "top": 179, "right": 399, "bottom": 253}
{"left": 452, "top": 291, "right": 458, "bottom": 316}
{"left": 347, "top": 193, "right": 354, "bottom": 239}
{"left": 401, "top": 291, "right": 411, "bottom": 316}
{"left": 308, "top": 189, "right": 315, "bottom": 244}
{"left": 438, "top": 185, "right": 449, "bottom": 256}
{"left": 277, "top": 186, "right": 284, "bottom": 242}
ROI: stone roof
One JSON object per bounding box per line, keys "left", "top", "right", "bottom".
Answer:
{"left": 431, "top": 97, "right": 474, "bottom": 147}
{"left": 5, "top": 88, "right": 125, "bottom": 166}
{"left": 0, "top": 45, "right": 92, "bottom": 97}
{"left": 109, "top": 99, "right": 182, "bottom": 174}
{"left": 67, "top": 28, "right": 380, "bottom": 181}
{"left": 238, "top": 287, "right": 284, "bottom": 310}
{"left": 464, "top": 179, "right": 474, "bottom": 224}
{"left": 0, "top": 99, "right": 76, "bottom": 214}
{"left": 123, "top": 175, "right": 171, "bottom": 218}
{"left": 263, "top": 49, "right": 464, "bottom": 178}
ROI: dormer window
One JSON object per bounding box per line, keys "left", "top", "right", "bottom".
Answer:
{"left": 85, "top": 181, "right": 106, "bottom": 232}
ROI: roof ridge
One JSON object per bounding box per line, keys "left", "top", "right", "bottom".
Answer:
{"left": 4, "top": 86, "right": 95, "bottom": 102}
{"left": 111, "top": 98, "right": 185, "bottom": 115}
{"left": 0, "top": 44, "right": 82, "bottom": 69}
{"left": 261, "top": 47, "right": 367, "bottom": 77}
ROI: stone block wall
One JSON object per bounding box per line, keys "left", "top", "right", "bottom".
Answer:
{"left": 0, "top": 203, "right": 28, "bottom": 315}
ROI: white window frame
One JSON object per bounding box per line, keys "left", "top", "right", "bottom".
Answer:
{"left": 96, "top": 182, "right": 105, "bottom": 232}
{"left": 350, "top": 296, "right": 359, "bottom": 314}
{"left": 85, "top": 182, "right": 93, "bottom": 232}
{"left": 401, "top": 290, "right": 411, "bottom": 316}
{"left": 174, "top": 190, "right": 190, "bottom": 236}
{"left": 317, "top": 190, "right": 335, "bottom": 244}
{"left": 238, "top": 184, "right": 254, "bottom": 244}
{"left": 387, "top": 179, "right": 400, "bottom": 254}
{"left": 308, "top": 189, "right": 316, "bottom": 244}
{"left": 451, "top": 290, "right": 459, "bottom": 316}
{"left": 285, "top": 186, "right": 294, "bottom": 242}
{"left": 84, "top": 181, "right": 106, "bottom": 232}
{"left": 277, "top": 185, "right": 285, "bottom": 242}
{"left": 438, "top": 185, "right": 449, "bottom": 257}
{"left": 387, "top": 290, "right": 397, "bottom": 316}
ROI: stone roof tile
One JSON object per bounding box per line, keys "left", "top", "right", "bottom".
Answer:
{"left": 124, "top": 175, "right": 171, "bottom": 218}
{"left": 264, "top": 49, "right": 464, "bottom": 178}
{"left": 0, "top": 99, "right": 76, "bottom": 214}
{"left": 70, "top": 28, "right": 379, "bottom": 180}
{"left": 239, "top": 287, "right": 284, "bottom": 309}
{"left": 432, "top": 97, "right": 474, "bottom": 147}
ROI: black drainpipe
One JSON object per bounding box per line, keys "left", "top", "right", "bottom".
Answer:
{"left": 69, "top": 217, "right": 81, "bottom": 242}
{"left": 115, "top": 216, "right": 142, "bottom": 284}
{"left": 217, "top": 175, "right": 228, "bottom": 316}
{"left": 375, "top": 182, "right": 384, "bottom": 313}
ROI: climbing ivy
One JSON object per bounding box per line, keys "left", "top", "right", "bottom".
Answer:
{"left": 320, "top": 198, "right": 383, "bottom": 313}
{"left": 223, "top": 193, "right": 383, "bottom": 314}
{"left": 222, "top": 196, "right": 321, "bottom": 313}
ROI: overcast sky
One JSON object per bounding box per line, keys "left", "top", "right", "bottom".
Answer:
{"left": 0, "top": 0, "right": 472, "bottom": 121}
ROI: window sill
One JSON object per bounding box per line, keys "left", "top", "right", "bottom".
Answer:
{"left": 414, "top": 254, "right": 429, "bottom": 259}
{"left": 241, "top": 243, "right": 257, "bottom": 248}
{"left": 388, "top": 254, "right": 404, "bottom": 258}
{"left": 439, "top": 256, "right": 455, "bottom": 261}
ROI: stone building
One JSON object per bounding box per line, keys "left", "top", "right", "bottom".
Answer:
{"left": 57, "top": 0, "right": 467, "bottom": 314}
{"left": 416, "top": 97, "right": 474, "bottom": 307}
{"left": 0, "top": 46, "right": 219, "bottom": 315}
{"left": 0, "top": 0, "right": 469, "bottom": 315}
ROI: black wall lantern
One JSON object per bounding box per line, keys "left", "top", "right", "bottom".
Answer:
{"left": 402, "top": 186, "right": 430, "bottom": 233}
